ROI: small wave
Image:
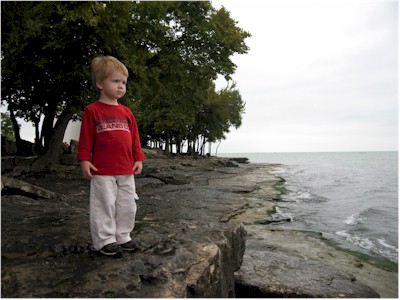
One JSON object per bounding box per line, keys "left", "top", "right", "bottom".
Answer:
{"left": 293, "top": 169, "right": 305, "bottom": 175}
{"left": 361, "top": 206, "right": 387, "bottom": 218}
{"left": 363, "top": 186, "right": 387, "bottom": 195}
{"left": 336, "top": 231, "right": 398, "bottom": 262}
{"left": 275, "top": 207, "right": 294, "bottom": 222}
{"left": 294, "top": 190, "right": 312, "bottom": 200}
{"left": 272, "top": 167, "right": 287, "bottom": 175}
{"left": 335, "top": 230, "right": 375, "bottom": 250}
{"left": 378, "top": 238, "right": 398, "bottom": 252}
{"left": 293, "top": 190, "right": 329, "bottom": 203}
{"left": 377, "top": 249, "right": 398, "bottom": 263}
{"left": 332, "top": 176, "right": 359, "bottom": 185}
{"left": 344, "top": 213, "right": 364, "bottom": 225}
{"left": 377, "top": 238, "right": 398, "bottom": 262}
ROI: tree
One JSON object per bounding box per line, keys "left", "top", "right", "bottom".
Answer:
{"left": 189, "top": 82, "right": 245, "bottom": 155}
{"left": 1, "top": 112, "right": 16, "bottom": 142}
{"left": 126, "top": 1, "right": 250, "bottom": 155}
{"left": 1, "top": 1, "right": 137, "bottom": 165}
{"left": 1, "top": 1, "right": 250, "bottom": 164}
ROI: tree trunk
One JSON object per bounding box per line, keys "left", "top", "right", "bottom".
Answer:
{"left": 200, "top": 136, "right": 206, "bottom": 156}
{"left": 165, "top": 131, "right": 170, "bottom": 156}
{"left": 32, "top": 109, "right": 73, "bottom": 167}
{"left": 195, "top": 137, "right": 200, "bottom": 155}
{"left": 41, "top": 106, "right": 57, "bottom": 152}
{"left": 187, "top": 139, "right": 193, "bottom": 155}
{"left": 215, "top": 140, "right": 221, "bottom": 156}
{"left": 33, "top": 116, "right": 44, "bottom": 155}
{"left": 8, "top": 106, "right": 22, "bottom": 151}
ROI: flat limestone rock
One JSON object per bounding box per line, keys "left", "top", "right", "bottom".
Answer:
{"left": 236, "top": 224, "right": 397, "bottom": 298}
{"left": 235, "top": 240, "right": 380, "bottom": 298}
{"left": 1, "top": 158, "right": 250, "bottom": 298}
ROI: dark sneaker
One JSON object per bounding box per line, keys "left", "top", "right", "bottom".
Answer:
{"left": 120, "top": 240, "right": 137, "bottom": 252}
{"left": 99, "top": 243, "right": 123, "bottom": 256}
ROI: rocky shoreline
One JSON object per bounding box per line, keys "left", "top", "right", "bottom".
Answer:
{"left": 1, "top": 150, "right": 398, "bottom": 297}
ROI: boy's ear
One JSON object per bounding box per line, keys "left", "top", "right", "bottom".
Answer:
{"left": 95, "top": 80, "right": 103, "bottom": 90}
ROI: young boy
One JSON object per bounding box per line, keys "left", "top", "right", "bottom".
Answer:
{"left": 77, "top": 56, "right": 145, "bottom": 256}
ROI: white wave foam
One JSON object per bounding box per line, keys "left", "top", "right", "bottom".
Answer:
{"left": 297, "top": 191, "right": 312, "bottom": 199}
{"left": 336, "top": 231, "right": 398, "bottom": 262}
{"left": 275, "top": 207, "right": 294, "bottom": 222}
{"left": 378, "top": 238, "right": 398, "bottom": 252}
{"left": 344, "top": 213, "right": 364, "bottom": 225}
{"left": 335, "top": 230, "right": 375, "bottom": 250}
{"left": 272, "top": 167, "right": 287, "bottom": 175}
{"left": 377, "top": 249, "right": 398, "bottom": 263}
{"left": 289, "top": 189, "right": 312, "bottom": 202}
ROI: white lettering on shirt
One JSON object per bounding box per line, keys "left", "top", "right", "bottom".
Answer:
{"left": 95, "top": 116, "right": 130, "bottom": 133}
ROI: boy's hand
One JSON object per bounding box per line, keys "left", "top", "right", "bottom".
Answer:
{"left": 133, "top": 161, "right": 143, "bottom": 175}
{"left": 80, "top": 160, "right": 98, "bottom": 179}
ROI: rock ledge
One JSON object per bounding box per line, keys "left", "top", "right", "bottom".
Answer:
{"left": 2, "top": 157, "right": 248, "bottom": 297}
{"left": 2, "top": 155, "right": 397, "bottom": 298}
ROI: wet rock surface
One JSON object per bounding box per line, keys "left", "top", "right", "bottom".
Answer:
{"left": 235, "top": 239, "right": 380, "bottom": 298}
{"left": 1, "top": 152, "right": 397, "bottom": 297}
{"left": 229, "top": 167, "right": 397, "bottom": 298}
{"left": 2, "top": 156, "right": 248, "bottom": 297}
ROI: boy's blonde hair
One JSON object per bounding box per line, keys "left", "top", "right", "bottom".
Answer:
{"left": 91, "top": 56, "right": 129, "bottom": 90}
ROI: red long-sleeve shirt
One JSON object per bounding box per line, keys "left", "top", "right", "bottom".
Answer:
{"left": 77, "top": 101, "right": 145, "bottom": 175}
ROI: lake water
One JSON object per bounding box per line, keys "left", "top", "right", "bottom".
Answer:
{"left": 219, "top": 152, "right": 398, "bottom": 263}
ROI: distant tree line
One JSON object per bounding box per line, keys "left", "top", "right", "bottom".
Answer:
{"left": 1, "top": 1, "right": 250, "bottom": 165}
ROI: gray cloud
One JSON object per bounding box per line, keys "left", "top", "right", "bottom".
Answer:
{"left": 212, "top": 0, "right": 398, "bottom": 153}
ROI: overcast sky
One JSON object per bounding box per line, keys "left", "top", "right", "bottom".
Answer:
{"left": 211, "top": 0, "right": 398, "bottom": 153}
{"left": 7, "top": 0, "right": 399, "bottom": 154}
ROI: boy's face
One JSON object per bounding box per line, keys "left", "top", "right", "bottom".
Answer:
{"left": 96, "top": 71, "right": 127, "bottom": 101}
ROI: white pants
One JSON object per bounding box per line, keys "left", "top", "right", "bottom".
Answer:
{"left": 90, "top": 175, "right": 137, "bottom": 251}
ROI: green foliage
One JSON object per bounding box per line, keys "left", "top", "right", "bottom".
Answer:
{"left": 124, "top": 1, "right": 250, "bottom": 154}
{"left": 1, "top": 1, "right": 134, "bottom": 152}
{"left": 104, "top": 290, "right": 118, "bottom": 298}
{"left": 189, "top": 82, "right": 245, "bottom": 154}
{"left": 1, "top": 112, "right": 16, "bottom": 142}
{"left": 1, "top": 1, "right": 250, "bottom": 159}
